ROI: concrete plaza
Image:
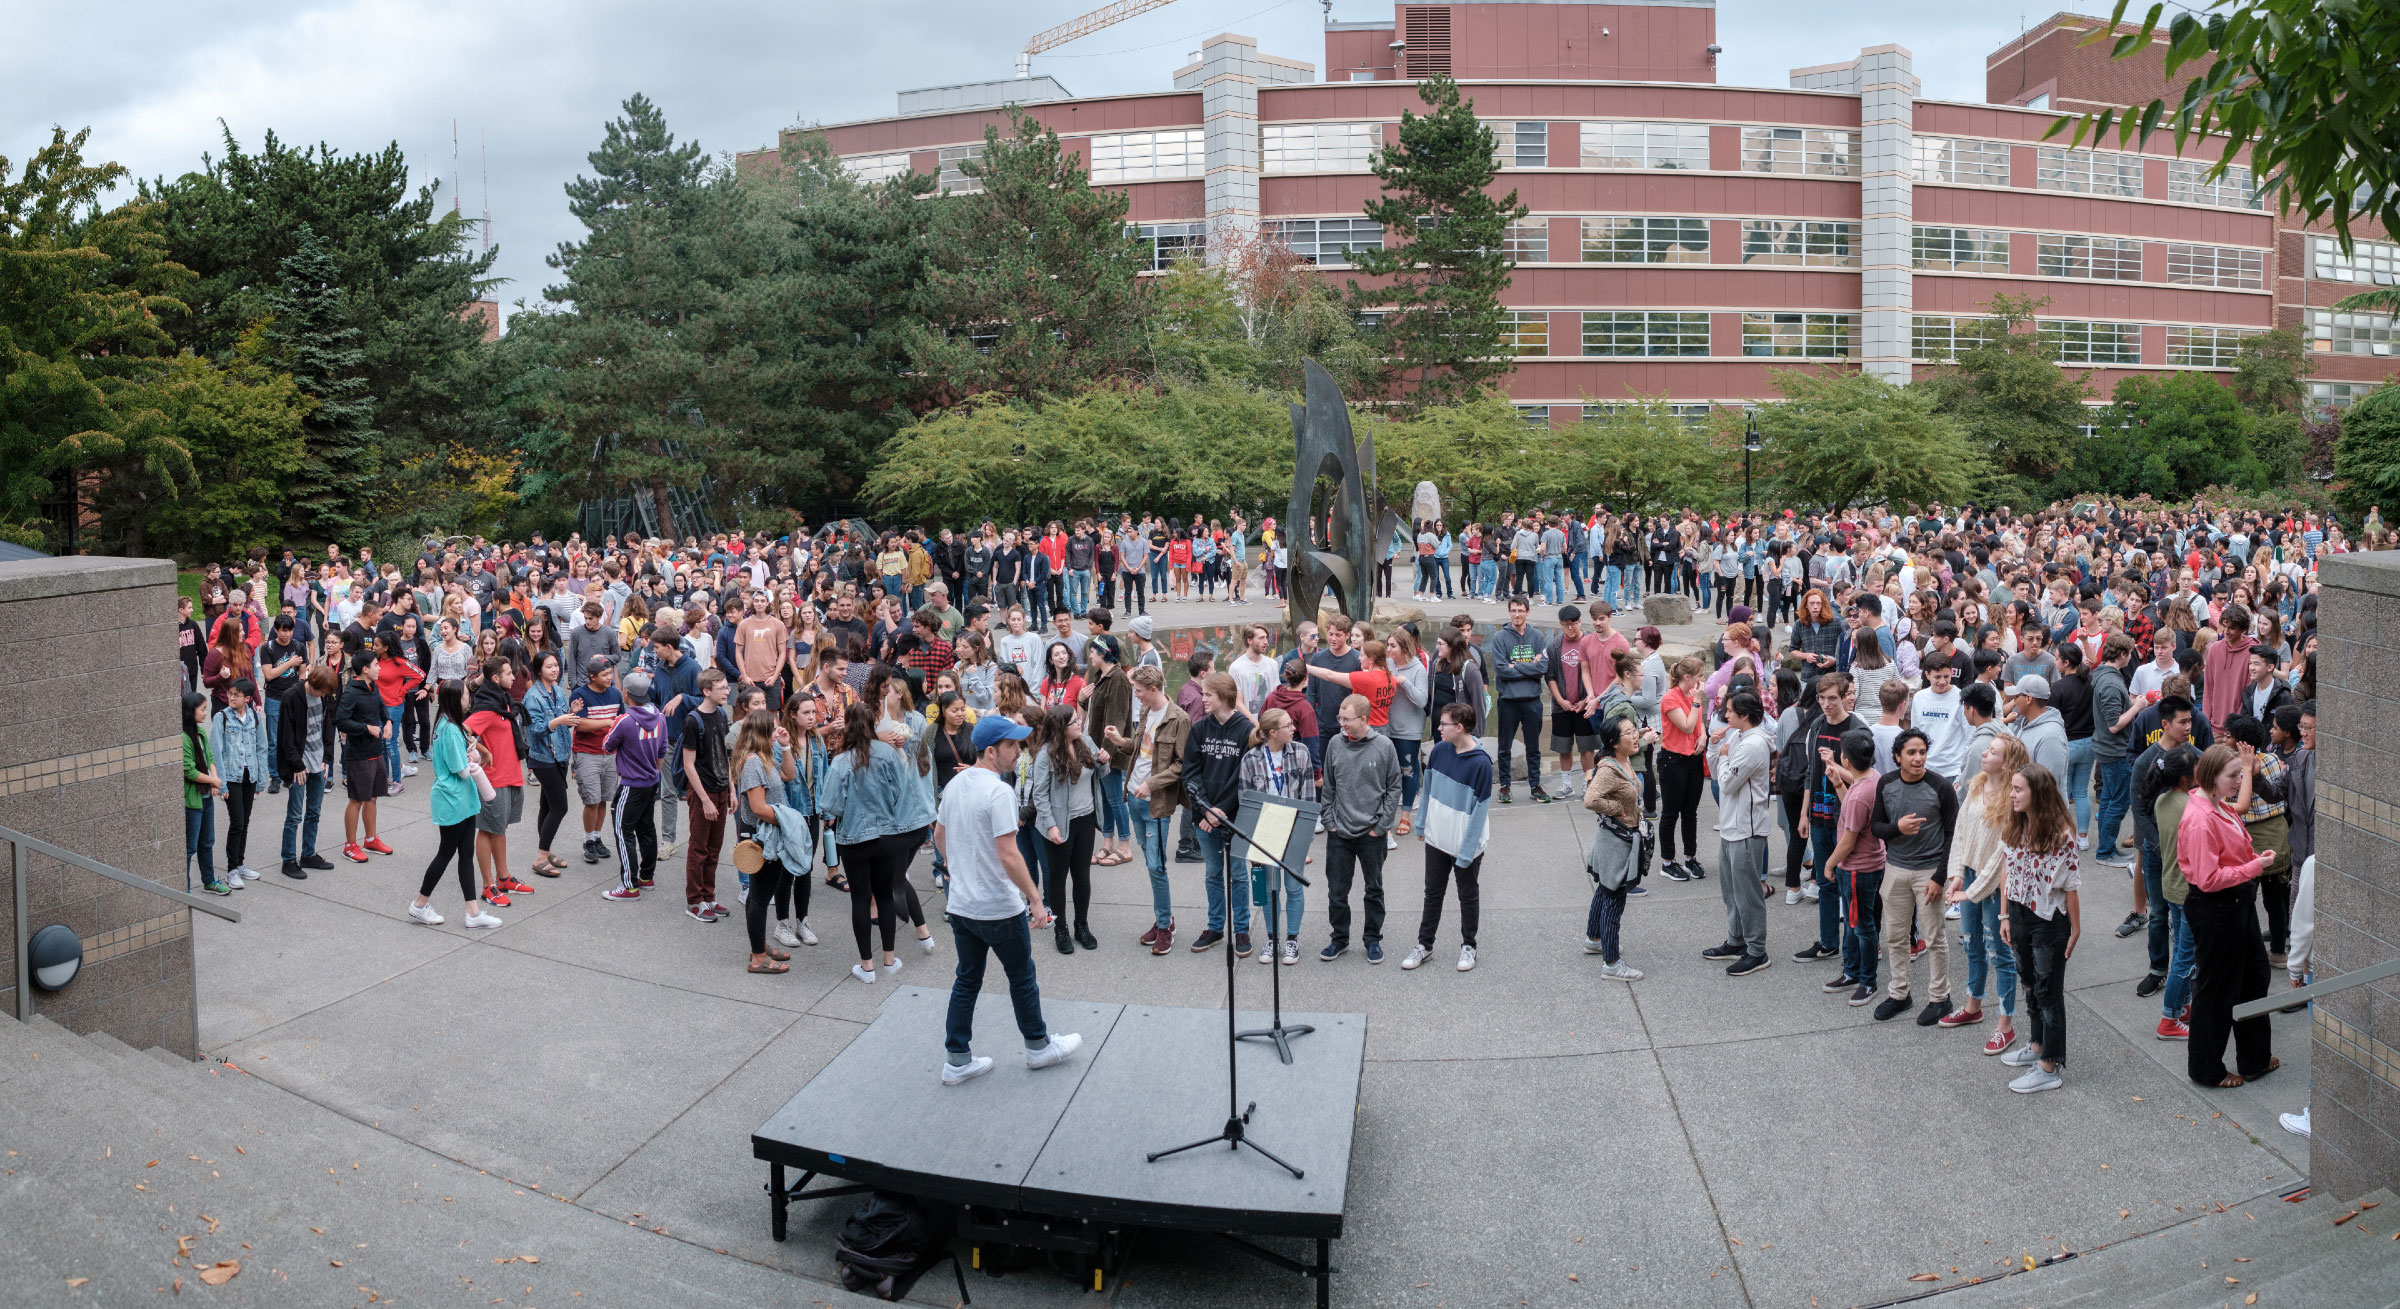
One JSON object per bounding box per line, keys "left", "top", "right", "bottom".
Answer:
{"left": 191, "top": 683, "right": 2316, "bottom": 1309}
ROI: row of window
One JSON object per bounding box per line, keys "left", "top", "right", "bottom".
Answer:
{"left": 1915, "top": 136, "right": 2260, "bottom": 208}
{"left": 1911, "top": 315, "right": 2258, "bottom": 367}
{"left": 1513, "top": 403, "right": 1719, "bottom": 428}
{"left": 1911, "top": 225, "right": 2265, "bottom": 288}
{"left": 2309, "top": 309, "right": 2396, "bottom": 357}
{"left": 1493, "top": 311, "right": 1856, "bottom": 358}
{"left": 2314, "top": 235, "right": 2400, "bottom": 286}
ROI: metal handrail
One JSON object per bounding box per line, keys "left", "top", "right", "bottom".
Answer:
{"left": 2233, "top": 955, "right": 2400, "bottom": 1022}
{"left": 9, "top": 824, "right": 239, "bottom": 1022}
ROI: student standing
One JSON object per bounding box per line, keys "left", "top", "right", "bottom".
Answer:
{"left": 1703, "top": 693, "right": 1775, "bottom": 975}
{"left": 1821, "top": 733, "right": 1885, "bottom": 1006}
{"left": 1029, "top": 702, "right": 1101, "bottom": 955}
{"left": 731, "top": 709, "right": 799, "bottom": 975}
{"left": 210, "top": 679, "right": 271, "bottom": 887}
{"left": 1116, "top": 664, "right": 1187, "bottom": 955}
{"left": 566, "top": 656, "right": 625, "bottom": 864}
{"left": 183, "top": 692, "right": 227, "bottom": 894}
{"left": 1318, "top": 693, "right": 1401, "bottom": 963}
{"left": 822, "top": 701, "right": 917, "bottom": 983}
{"left": 2178, "top": 742, "right": 2279, "bottom": 1088}
{"left": 406, "top": 680, "right": 504, "bottom": 930}
{"left": 465, "top": 661, "right": 532, "bottom": 907}
{"left": 1581, "top": 715, "right": 1647, "bottom": 979}
{"left": 1402, "top": 702, "right": 1493, "bottom": 973}
{"left": 523, "top": 652, "right": 576, "bottom": 877}
{"left": 680, "top": 668, "right": 736, "bottom": 923}
{"left": 601, "top": 673, "right": 669, "bottom": 901}
{"left": 1239, "top": 706, "right": 1316, "bottom": 968}
{"left": 335, "top": 651, "right": 393, "bottom": 863}
{"left": 1868, "top": 730, "right": 1959, "bottom": 1024}
{"left": 276, "top": 664, "right": 340, "bottom": 878}
{"left": 1996, "top": 763, "right": 2082, "bottom": 1093}
{"left": 1185, "top": 673, "right": 1257, "bottom": 956}
{"left": 1942, "top": 734, "right": 2029, "bottom": 1055}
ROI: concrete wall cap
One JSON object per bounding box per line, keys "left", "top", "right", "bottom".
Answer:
{"left": 2319, "top": 551, "right": 2400, "bottom": 601}
{"left": 0, "top": 556, "right": 177, "bottom": 603}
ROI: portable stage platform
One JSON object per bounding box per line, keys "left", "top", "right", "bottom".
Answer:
{"left": 753, "top": 985, "right": 1366, "bottom": 1305}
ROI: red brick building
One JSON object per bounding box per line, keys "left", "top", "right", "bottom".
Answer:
{"left": 740, "top": 2, "right": 2392, "bottom": 420}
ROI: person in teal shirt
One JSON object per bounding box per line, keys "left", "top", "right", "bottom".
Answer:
{"left": 409, "top": 680, "right": 504, "bottom": 929}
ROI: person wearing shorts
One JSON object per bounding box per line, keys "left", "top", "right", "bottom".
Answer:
{"left": 465, "top": 660, "right": 532, "bottom": 906}
{"left": 335, "top": 650, "right": 393, "bottom": 862}
{"left": 566, "top": 656, "right": 624, "bottom": 864}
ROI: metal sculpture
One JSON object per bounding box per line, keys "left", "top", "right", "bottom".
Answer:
{"left": 1284, "top": 359, "right": 1401, "bottom": 635}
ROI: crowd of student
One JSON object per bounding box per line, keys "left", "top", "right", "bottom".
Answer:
{"left": 173, "top": 495, "right": 2355, "bottom": 1094}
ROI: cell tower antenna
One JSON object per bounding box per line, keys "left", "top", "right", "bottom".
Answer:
{"left": 480, "top": 128, "right": 492, "bottom": 254}
{"left": 451, "top": 119, "right": 461, "bottom": 216}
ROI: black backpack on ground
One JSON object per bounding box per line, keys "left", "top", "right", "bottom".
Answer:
{"left": 835, "top": 1191, "right": 969, "bottom": 1304}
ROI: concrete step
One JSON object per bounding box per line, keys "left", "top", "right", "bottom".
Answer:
{"left": 2237, "top": 1191, "right": 2400, "bottom": 1309}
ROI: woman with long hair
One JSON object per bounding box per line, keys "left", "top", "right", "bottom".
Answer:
{"left": 430, "top": 616, "right": 473, "bottom": 687}
{"left": 398, "top": 613, "right": 435, "bottom": 760}
{"left": 731, "top": 708, "right": 798, "bottom": 974}
{"left": 1030, "top": 702, "right": 1100, "bottom": 953}
{"left": 408, "top": 680, "right": 504, "bottom": 930}
{"left": 523, "top": 608, "right": 560, "bottom": 662}
{"left": 2178, "top": 742, "right": 2279, "bottom": 1088}
{"left": 1239, "top": 705, "right": 1316, "bottom": 966}
{"left": 375, "top": 630, "right": 425, "bottom": 789}
{"left": 523, "top": 650, "right": 576, "bottom": 878}
{"left": 201, "top": 618, "right": 253, "bottom": 711}
{"left": 1943, "top": 734, "right": 2029, "bottom": 1055}
{"left": 1995, "top": 763, "right": 2082, "bottom": 1093}
{"left": 868, "top": 668, "right": 939, "bottom": 951}
{"left": 1789, "top": 588, "right": 1841, "bottom": 690}
{"left": 1582, "top": 714, "right": 1648, "bottom": 980}
{"left": 821, "top": 700, "right": 918, "bottom": 983}
{"left": 953, "top": 631, "right": 998, "bottom": 713}
{"left": 1654, "top": 655, "right": 1707, "bottom": 880}
{"left": 182, "top": 691, "right": 226, "bottom": 894}
{"left": 1038, "top": 640, "right": 1084, "bottom": 709}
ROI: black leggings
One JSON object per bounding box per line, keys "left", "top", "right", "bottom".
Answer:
{"left": 418, "top": 817, "right": 478, "bottom": 900}
{"left": 744, "top": 857, "right": 790, "bottom": 954}
{"left": 1781, "top": 789, "right": 1807, "bottom": 887}
{"left": 1656, "top": 749, "right": 1705, "bottom": 863}
{"left": 842, "top": 827, "right": 926, "bottom": 960}
{"left": 532, "top": 761, "right": 568, "bottom": 852}
{"left": 1044, "top": 812, "right": 1097, "bottom": 928}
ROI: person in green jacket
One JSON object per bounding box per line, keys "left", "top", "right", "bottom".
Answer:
{"left": 408, "top": 680, "right": 505, "bottom": 930}
{"left": 183, "top": 692, "right": 227, "bottom": 895}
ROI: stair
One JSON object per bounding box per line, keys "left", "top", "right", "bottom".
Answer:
{"left": 1919, "top": 1182, "right": 2400, "bottom": 1309}
{"left": 0, "top": 1015, "right": 876, "bottom": 1306}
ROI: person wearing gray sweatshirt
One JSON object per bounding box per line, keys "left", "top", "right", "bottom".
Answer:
{"left": 2008, "top": 674, "right": 2070, "bottom": 788}
{"left": 1029, "top": 707, "right": 1103, "bottom": 954}
{"left": 1318, "top": 693, "right": 1402, "bottom": 963}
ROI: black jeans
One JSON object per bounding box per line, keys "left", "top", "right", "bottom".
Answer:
{"left": 945, "top": 911, "right": 1048, "bottom": 1059}
{"left": 744, "top": 857, "right": 791, "bottom": 953}
{"left": 531, "top": 760, "right": 568, "bottom": 852}
{"left": 1656, "top": 750, "right": 1704, "bottom": 863}
{"left": 2258, "top": 871, "right": 2292, "bottom": 955}
{"left": 1044, "top": 812, "right": 1097, "bottom": 928}
{"left": 2007, "top": 899, "right": 2071, "bottom": 1067}
{"left": 1780, "top": 790, "right": 1807, "bottom": 887}
{"left": 222, "top": 779, "right": 257, "bottom": 868}
{"left": 2185, "top": 880, "right": 2274, "bottom": 1085}
{"left": 1120, "top": 570, "right": 1146, "bottom": 615}
{"left": 419, "top": 816, "right": 478, "bottom": 900}
{"left": 1417, "top": 849, "right": 1480, "bottom": 949}
{"left": 1494, "top": 697, "right": 1542, "bottom": 793}
{"left": 1323, "top": 830, "right": 1386, "bottom": 949}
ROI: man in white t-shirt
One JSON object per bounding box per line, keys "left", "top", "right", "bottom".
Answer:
{"left": 932, "top": 715, "right": 1083, "bottom": 1086}
{"left": 1910, "top": 661, "right": 1970, "bottom": 785}
{"left": 1228, "top": 623, "right": 1279, "bottom": 716}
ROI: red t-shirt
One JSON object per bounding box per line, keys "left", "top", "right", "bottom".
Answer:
{"left": 1659, "top": 686, "right": 1702, "bottom": 757}
{"left": 1349, "top": 667, "right": 1397, "bottom": 728}
{"left": 464, "top": 709, "right": 524, "bottom": 788}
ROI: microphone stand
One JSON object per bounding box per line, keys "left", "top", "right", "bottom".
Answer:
{"left": 1144, "top": 796, "right": 1314, "bottom": 1179}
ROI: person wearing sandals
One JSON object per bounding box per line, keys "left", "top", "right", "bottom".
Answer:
{"left": 2178, "top": 742, "right": 2280, "bottom": 1089}
{"left": 731, "top": 709, "right": 798, "bottom": 975}
{"left": 407, "top": 680, "right": 504, "bottom": 930}
{"left": 1941, "top": 734, "right": 2028, "bottom": 1056}
{"left": 1582, "top": 715, "right": 1648, "bottom": 980}
{"left": 1995, "top": 764, "right": 2082, "bottom": 1093}
{"left": 523, "top": 652, "right": 575, "bottom": 878}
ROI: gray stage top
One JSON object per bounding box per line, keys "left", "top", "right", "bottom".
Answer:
{"left": 752, "top": 986, "right": 1367, "bottom": 1238}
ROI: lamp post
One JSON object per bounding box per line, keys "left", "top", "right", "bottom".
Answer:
{"left": 1743, "top": 410, "right": 1762, "bottom": 517}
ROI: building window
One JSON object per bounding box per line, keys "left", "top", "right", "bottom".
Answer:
{"left": 1742, "top": 312, "right": 1856, "bottom": 357}
{"left": 1583, "top": 402, "right": 1713, "bottom": 426}
{"left": 1263, "top": 217, "right": 1384, "bottom": 265}
{"left": 1740, "top": 127, "right": 1859, "bottom": 177}
{"left": 1580, "top": 122, "right": 1711, "bottom": 170}
{"left": 1086, "top": 130, "right": 1202, "bottom": 183}
{"left": 1515, "top": 404, "right": 1553, "bottom": 429}
{"left": 1911, "top": 136, "right": 2012, "bottom": 185}
{"left": 1502, "top": 218, "right": 1549, "bottom": 263}
{"left": 2165, "top": 325, "right": 2255, "bottom": 368}
{"left": 937, "top": 144, "right": 986, "bottom": 194}
{"left": 1911, "top": 226, "right": 2011, "bottom": 274}
{"left": 1739, "top": 220, "right": 1859, "bottom": 267}
{"left": 2164, "top": 242, "right": 2266, "bottom": 290}
{"left": 2036, "top": 234, "right": 2144, "bottom": 281}
{"left": 2310, "top": 380, "right": 2380, "bottom": 411}
{"left": 1501, "top": 310, "right": 1551, "bottom": 356}
{"left": 1263, "top": 122, "right": 1380, "bottom": 172}
{"left": 2037, "top": 319, "right": 2143, "bottom": 365}
{"left": 1131, "top": 222, "right": 1207, "bottom": 272}
{"left": 1580, "top": 216, "right": 1709, "bottom": 264}
{"left": 1492, "top": 121, "right": 1548, "bottom": 168}
{"left": 2313, "top": 235, "right": 2400, "bottom": 285}
{"left": 2310, "top": 309, "right": 2396, "bottom": 357}
{"left": 1582, "top": 311, "right": 1712, "bottom": 357}
{"left": 1911, "top": 315, "right": 1973, "bottom": 362}
{"left": 2166, "top": 159, "right": 2262, "bottom": 209}
{"left": 842, "top": 152, "right": 912, "bottom": 184}
{"left": 2035, "top": 147, "right": 2144, "bottom": 197}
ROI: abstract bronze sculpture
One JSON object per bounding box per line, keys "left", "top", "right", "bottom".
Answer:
{"left": 1285, "top": 358, "right": 1401, "bottom": 636}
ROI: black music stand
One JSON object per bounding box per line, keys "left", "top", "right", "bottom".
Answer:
{"left": 1227, "top": 790, "right": 1320, "bottom": 1064}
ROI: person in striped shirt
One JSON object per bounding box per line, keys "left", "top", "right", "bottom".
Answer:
{"left": 1402, "top": 702, "right": 1494, "bottom": 973}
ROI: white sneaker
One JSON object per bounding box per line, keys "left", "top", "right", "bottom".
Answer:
{"left": 407, "top": 901, "right": 445, "bottom": 926}
{"left": 1314, "top": 817, "right": 1326, "bottom": 834}
{"left": 2008, "top": 1066, "right": 2062, "bottom": 1094}
{"left": 1385, "top": 832, "right": 1398, "bottom": 851}
{"left": 1784, "top": 888, "right": 1802, "bottom": 905}
{"left": 1400, "top": 944, "right": 1433, "bottom": 970}
{"left": 2000, "top": 1044, "right": 2042, "bottom": 1068}
{"left": 1600, "top": 960, "right": 1643, "bottom": 981}
{"left": 2280, "top": 1108, "right": 2311, "bottom": 1138}
{"left": 799, "top": 919, "right": 818, "bottom": 946}
{"left": 232, "top": 865, "right": 257, "bottom": 882}
{"left": 941, "top": 1056, "right": 994, "bottom": 1086}
{"left": 1802, "top": 883, "right": 1821, "bottom": 903}
{"left": 2076, "top": 834, "right": 2091, "bottom": 851}
{"left": 463, "top": 908, "right": 503, "bottom": 929}
{"left": 225, "top": 872, "right": 247, "bottom": 890}
{"left": 1457, "top": 945, "right": 1476, "bottom": 972}
{"left": 1944, "top": 903, "right": 1962, "bottom": 920}
{"left": 851, "top": 964, "right": 877, "bottom": 984}
{"left": 1026, "top": 1033, "right": 1083, "bottom": 1069}
{"left": 401, "top": 764, "right": 419, "bottom": 778}
{"left": 1282, "top": 939, "right": 1299, "bottom": 965}
{"left": 919, "top": 933, "right": 938, "bottom": 954}
{"left": 885, "top": 956, "right": 903, "bottom": 975}
{"left": 737, "top": 883, "right": 748, "bottom": 905}
{"left": 774, "top": 923, "right": 802, "bottom": 948}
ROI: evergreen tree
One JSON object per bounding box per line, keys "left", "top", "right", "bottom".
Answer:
{"left": 265, "top": 226, "right": 378, "bottom": 541}
{"left": 1347, "top": 75, "right": 1527, "bottom": 409}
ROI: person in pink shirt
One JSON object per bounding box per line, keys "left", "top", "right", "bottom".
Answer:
{"left": 2199, "top": 603, "right": 2256, "bottom": 730}
{"left": 2176, "top": 741, "right": 2276, "bottom": 1089}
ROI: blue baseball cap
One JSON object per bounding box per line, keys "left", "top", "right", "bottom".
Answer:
{"left": 970, "top": 716, "right": 1034, "bottom": 753}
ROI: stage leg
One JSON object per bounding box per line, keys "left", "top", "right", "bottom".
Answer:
{"left": 1315, "top": 1236, "right": 1331, "bottom": 1309}
{"left": 769, "top": 1161, "right": 788, "bottom": 1242}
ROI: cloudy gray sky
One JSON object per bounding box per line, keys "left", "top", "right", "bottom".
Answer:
{"left": 7, "top": 1, "right": 2096, "bottom": 323}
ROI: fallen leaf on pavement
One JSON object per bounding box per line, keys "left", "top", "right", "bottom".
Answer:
{"left": 1907, "top": 1274, "right": 1940, "bottom": 1282}
{"left": 197, "top": 1262, "right": 239, "bottom": 1287}
{"left": 2120, "top": 1210, "right": 2130, "bottom": 1219}
{"left": 330, "top": 1261, "right": 343, "bottom": 1268}
{"left": 66, "top": 1279, "right": 87, "bottom": 1288}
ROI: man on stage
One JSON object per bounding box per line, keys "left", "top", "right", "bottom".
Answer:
{"left": 933, "top": 714, "right": 1083, "bottom": 1086}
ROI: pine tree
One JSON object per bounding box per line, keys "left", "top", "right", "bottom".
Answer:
{"left": 266, "top": 225, "right": 378, "bottom": 542}
{"left": 1347, "top": 75, "right": 1527, "bottom": 410}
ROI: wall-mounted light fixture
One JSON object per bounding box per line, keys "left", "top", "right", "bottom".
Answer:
{"left": 30, "top": 924, "right": 82, "bottom": 991}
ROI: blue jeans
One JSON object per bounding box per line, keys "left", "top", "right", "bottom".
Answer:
{"left": 1149, "top": 555, "right": 1167, "bottom": 592}
{"left": 1476, "top": 559, "right": 1498, "bottom": 597}
{"left": 1198, "top": 824, "right": 1250, "bottom": 935}
{"left": 944, "top": 911, "right": 1049, "bottom": 1060}
{"left": 1695, "top": 571, "right": 1714, "bottom": 610}
{"left": 2093, "top": 755, "right": 2132, "bottom": 860}
{"left": 1434, "top": 557, "right": 1453, "bottom": 596}
{"left": 383, "top": 703, "right": 405, "bottom": 778}
{"left": 185, "top": 803, "right": 217, "bottom": 885}
{"left": 1603, "top": 564, "right": 1628, "bottom": 611}
{"left": 1809, "top": 819, "right": 1841, "bottom": 950}
{"left": 1957, "top": 888, "right": 2018, "bottom": 1015}
{"left": 1096, "top": 768, "right": 1130, "bottom": 842}
{"left": 1067, "top": 569, "right": 1092, "bottom": 616}
{"left": 1249, "top": 860, "right": 1305, "bottom": 937}
{"left": 2140, "top": 834, "right": 2169, "bottom": 974}
{"left": 280, "top": 769, "right": 325, "bottom": 862}
{"left": 1567, "top": 554, "right": 1588, "bottom": 599}
{"left": 2065, "top": 736, "right": 2095, "bottom": 834}
{"left": 2162, "top": 904, "right": 2197, "bottom": 1018}
{"left": 263, "top": 697, "right": 281, "bottom": 767}
{"left": 1538, "top": 557, "right": 1563, "bottom": 604}
{"left": 1131, "top": 805, "right": 1171, "bottom": 928}
{"left": 1394, "top": 735, "right": 1423, "bottom": 809}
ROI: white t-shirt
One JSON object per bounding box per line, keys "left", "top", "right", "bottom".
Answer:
{"left": 1229, "top": 652, "right": 1278, "bottom": 715}
{"left": 1126, "top": 705, "right": 1168, "bottom": 795}
{"left": 1911, "top": 685, "right": 1968, "bottom": 782}
{"left": 937, "top": 766, "right": 1026, "bottom": 921}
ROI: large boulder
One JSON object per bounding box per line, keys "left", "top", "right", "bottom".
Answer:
{"left": 1642, "top": 592, "right": 1696, "bottom": 627}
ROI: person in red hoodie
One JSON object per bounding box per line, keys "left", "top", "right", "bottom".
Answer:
{"left": 465, "top": 659, "right": 535, "bottom": 907}
{"left": 1261, "top": 659, "right": 1319, "bottom": 763}
{"left": 2198, "top": 602, "right": 2255, "bottom": 731}
{"left": 376, "top": 630, "right": 426, "bottom": 795}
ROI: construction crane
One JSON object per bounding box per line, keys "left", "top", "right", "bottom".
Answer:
{"left": 1017, "top": 0, "right": 1181, "bottom": 77}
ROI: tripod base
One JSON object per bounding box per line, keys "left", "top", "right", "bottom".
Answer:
{"left": 1235, "top": 1021, "right": 1317, "bottom": 1065}
{"left": 1146, "top": 1101, "right": 1305, "bottom": 1179}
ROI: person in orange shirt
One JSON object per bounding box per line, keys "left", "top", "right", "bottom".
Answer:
{"left": 733, "top": 590, "right": 791, "bottom": 710}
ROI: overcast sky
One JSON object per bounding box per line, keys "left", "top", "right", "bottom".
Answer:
{"left": 7, "top": 2, "right": 2095, "bottom": 324}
